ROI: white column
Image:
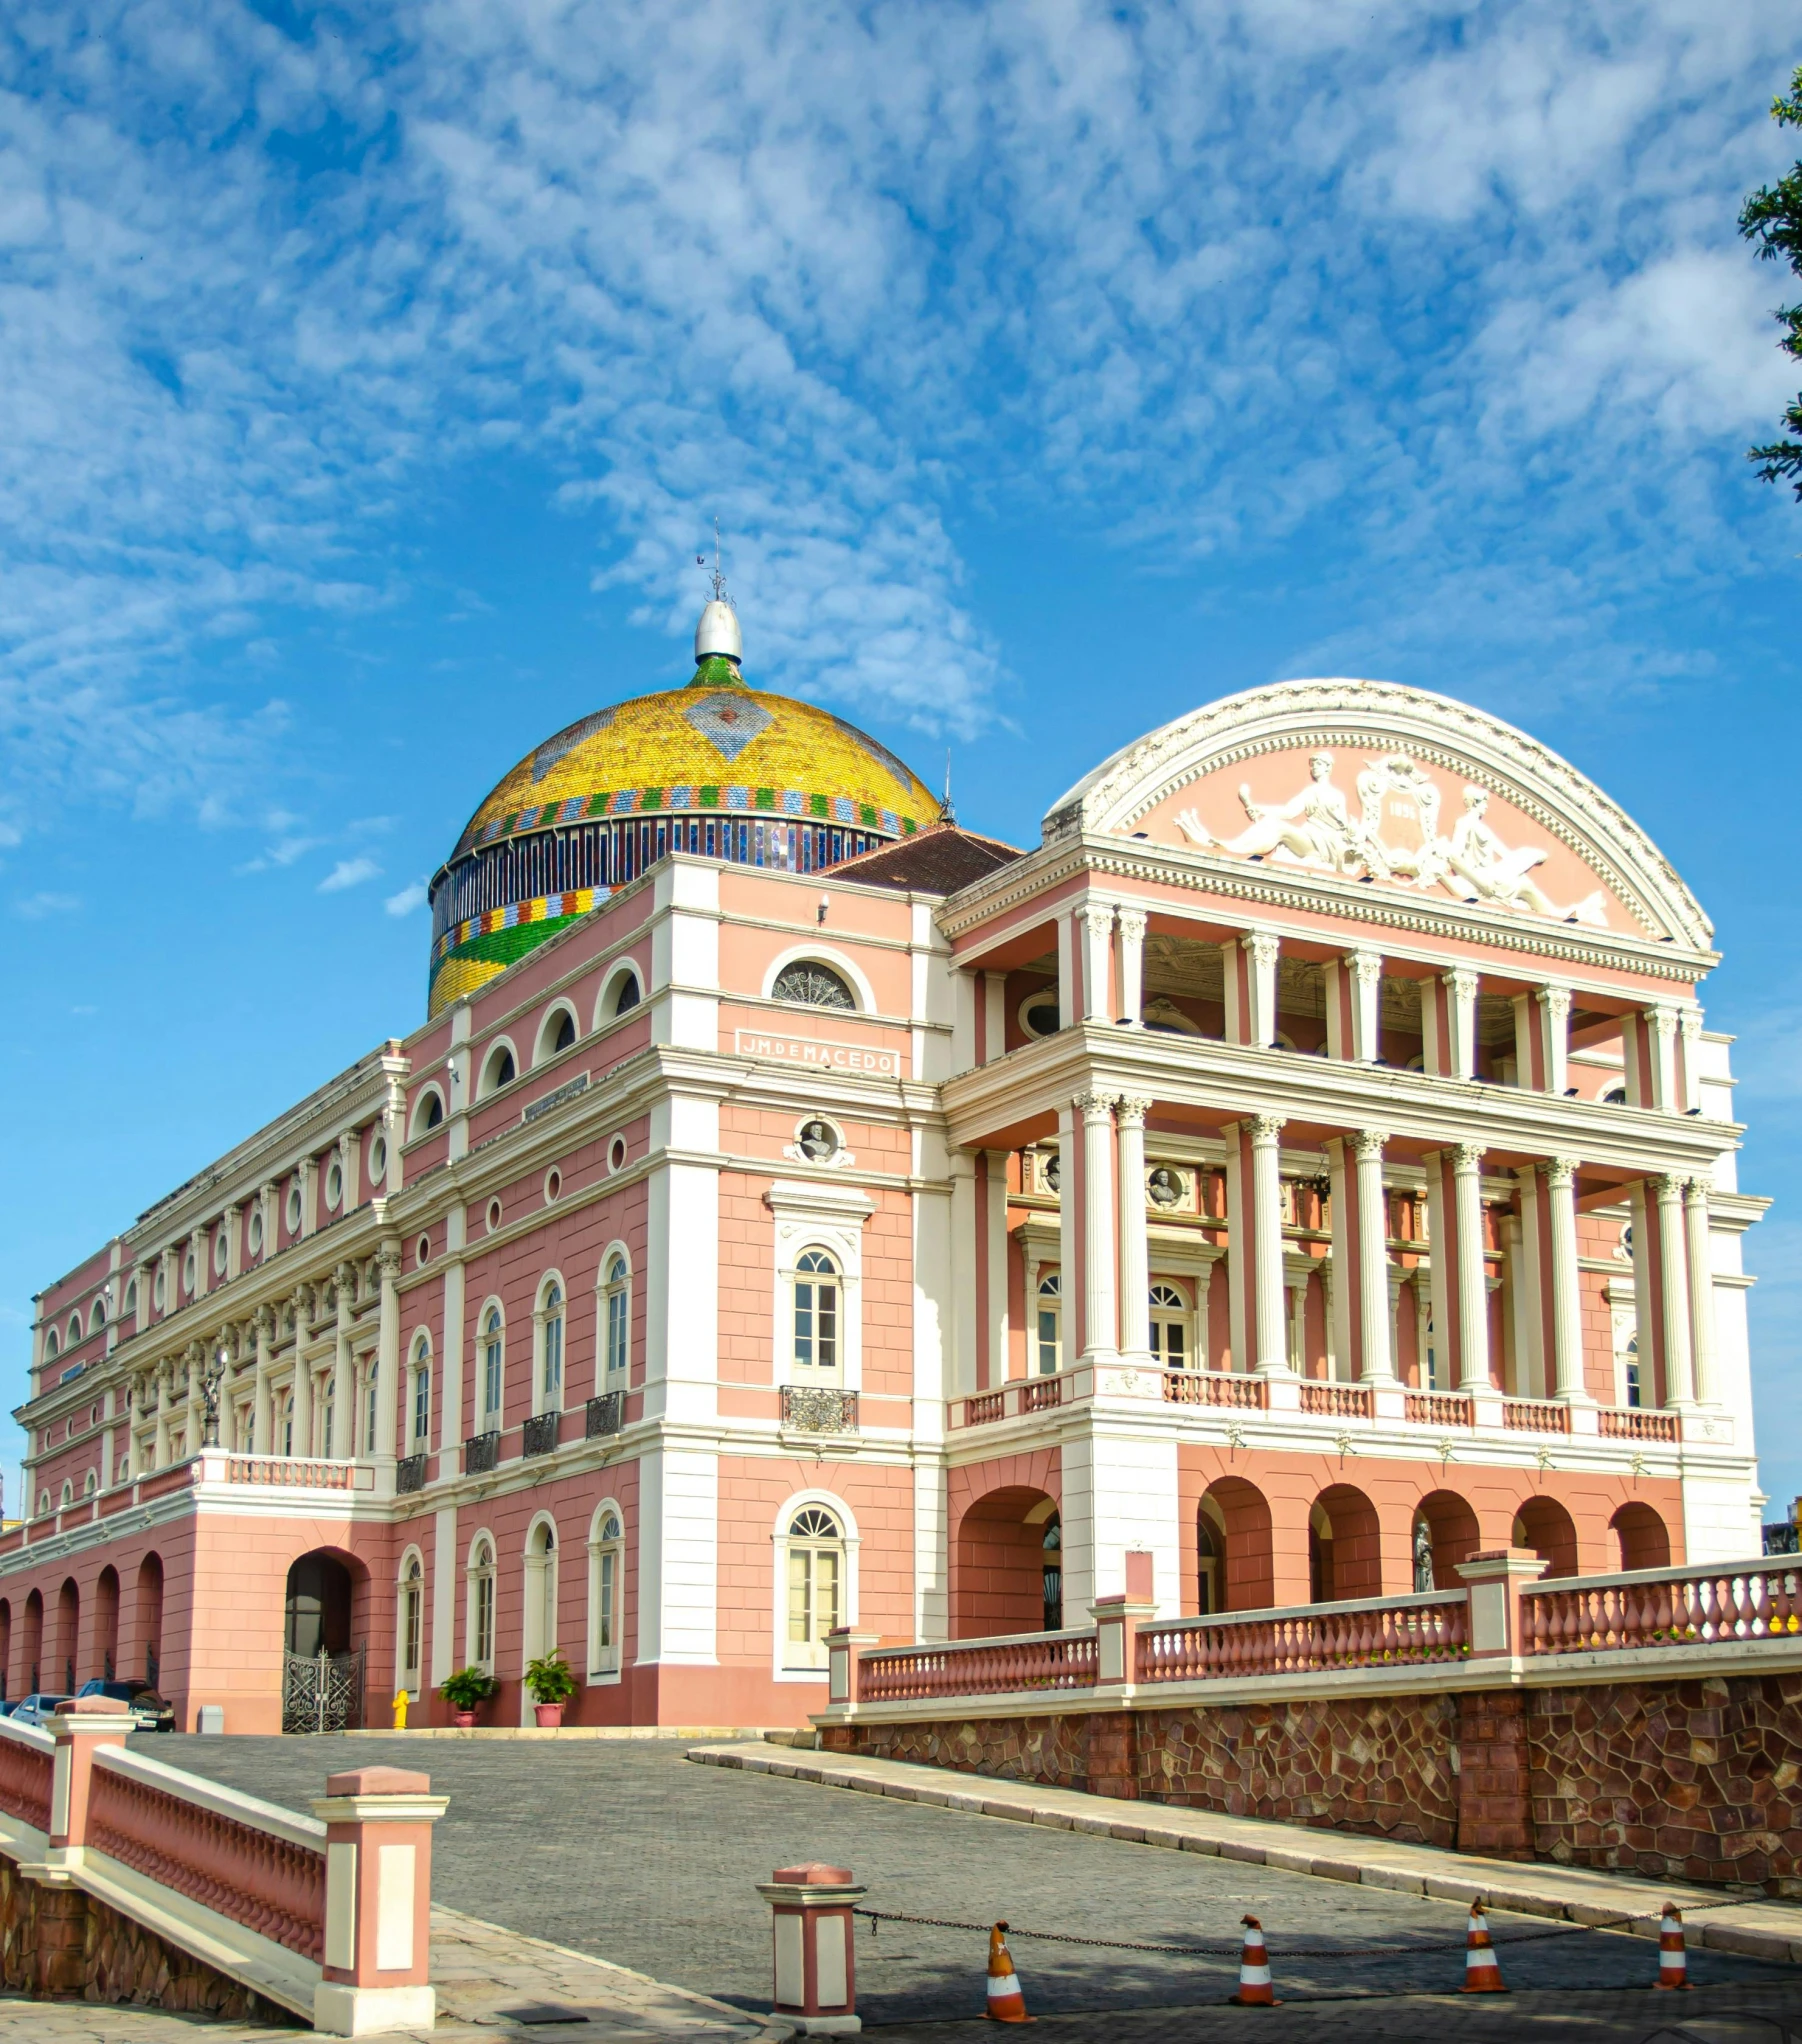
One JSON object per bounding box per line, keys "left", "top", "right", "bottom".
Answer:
{"left": 1327, "top": 1138, "right": 1353, "bottom": 1379}
{"left": 1544, "top": 1158, "right": 1589, "bottom": 1403}
{"left": 1451, "top": 1143, "right": 1490, "bottom": 1392}
{"left": 1443, "top": 967, "right": 1478, "bottom": 1080}
{"left": 1353, "top": 1131, "right": 1394, "bottom": 1382}
{"left": 1081, "top": 904, "right": 1115, "bottom": 1023}
{"left": 339, "top": 1129, "right": 361, "bottom": 1212}
{"left": 982, "top": 972, "right": 1006, "bottom": 1065}
{"left": 1056, "top": 915, "right": 1076, "bottom": 1030}
{"left": 1115, "top": 1098, "right": 1151, "bottom": 1362}
{"left": 332, "top": 1264, "right": 357, "bottom": 1458}
{"left": 1512, "top": 1169, "right": 1546, "bottom": 1397}
{"left": 1321, "top": 1253, "right": 1339, "bottom": 1379}
{"left": 1684, "top": 1177, "right": 1717, "bottom": 1404}
{"left": 153, "top": 1365, "right": 171, "bottom": 1467}
{"left": 1350, "top": 951, "right": 1382, "bottom": 1061}
{"left": 223, "top": 1205, "right": 242, "bottom": 1283}
{"left": 252, "top": 1306, "right": 274, "bottom": 1455}
{"left": 375, "top": 1242, "right": 401, "bottom": 1458}
{"left": 1286, "top": 1269, "right": 1309, "bottom": 1371}
{"left": 1680, "top": 1008, "right": 1705, "bottom": 1115}
{"left": 1250, "top": 1114, "right": 1289, "bottom": 1374}
{"left": 289, "top": 1287, "right": 313, "bottom": 1457}
{"left": 1079, "top": 1093, "right": 1118, "bottom": 1357}
{"left": 1244, "top": 932, "right": 1279, "bottom": 1047}
{"left": 1115, "top": 909, "right": 1146, "bottom": 1027}
{"left": 1653, "top": 1174, "right": 1694, "bottom": 1408}
{"left": 1056, "top": 1106, "right": 1078, "bottom": 1370}
{"left": 1647, "top": 1007, "right": 1680, "bottom": 1113}
{"left": 1223, "top": 1129, "right": 1247, "bottom": 1371}
{"left": 1536, "top": 985, "right": 1571, "bottom": 1095}
{"left": 1424, "top": 1154, "right": 1451, "bottom": 1393}
{"left": 982, "top": 1150, "right": 1009, "bottom": 1384}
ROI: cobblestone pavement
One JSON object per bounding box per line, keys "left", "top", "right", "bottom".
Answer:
{"left": 150, "top": 1733, "right": 1802, "bottom": 2030}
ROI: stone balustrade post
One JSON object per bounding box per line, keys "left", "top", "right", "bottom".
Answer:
{"left": 312, "top": 1765, "right": 448, "bottom": 2037}
{"left": 1456, "top": 1547, "right": 1548, "bottom": 1658}
{"left": 756, "top": 1862, "right": 867, "bottom": 2034}
{"left": 42, "top": 1697, "right": 139, "bottom": 1870}
{"left": 825, "top": 1628, "right": 882, "bottom": 1710}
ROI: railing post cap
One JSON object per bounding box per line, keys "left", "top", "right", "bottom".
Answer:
{"left": 324, "top": 1765, "right": 432, "bottom": 1796}
{"left": 772, "top": 1862, "right": 855, "bottom": 1886}
{"left": 1456, "top": 1547, "right": 1550, "bottom": 1584}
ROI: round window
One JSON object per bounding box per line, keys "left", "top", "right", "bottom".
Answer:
{"left": 248, "top": 1210, "right": 264, "bottom": 1254}
{"left": 608, "top": 1135, "right": 628, "bottom": 1173}
{"left": 370, "top": 1133, "right": 387, "bottom": 1182}
{"left": 798, "top": 1119, "right": 839, "bottom": 1162}
{"left": 1043, "top": 1152, "right": 1061, "bottom": 1193}
{"left": 486, "top": 1197, "right": 503, "bottom": 1235}
{"left": 153, "top": 1269, "right": 167, "bottom": 1309}
{"left": 416, "top": 1233, "right": 431, "bottom": 1269}
{"left": 182, "top": 1252, "right": 196, "bottom": 1294}
{"left": 1019, "top": 990, "right": 1060, "bottom": 1040}
{"left": 326, "top": 1161, "right": 344, "bottom": 1210}
{"left": 214, "top": 1229, "right": 229, "bottom": 1274}
{"left": 286, "top": 1185, "right": 302, "bottom": 1232}
{"left": 545, "top": 1168, "right": 563, "bottom": 1203}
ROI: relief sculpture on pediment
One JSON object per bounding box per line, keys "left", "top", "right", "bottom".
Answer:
{"left": 1175, "top": 748, "right": 1608, "bottom": 927}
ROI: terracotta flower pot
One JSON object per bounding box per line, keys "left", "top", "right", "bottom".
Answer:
{"left": 534, "top": 1702, "right": 565, "bottom": 1729}
{"left": 452, "top": 1709, "right": 476, "bottom": 1729}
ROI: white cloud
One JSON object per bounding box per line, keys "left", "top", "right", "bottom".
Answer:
{"left": 15, "top": 891, "right": 81, "bottom": 919}
{"left": 385, "top": 880, "right": 427, "bottom": 916}
{"left": 319, "top": 857, "right": 380, "bottom": 893}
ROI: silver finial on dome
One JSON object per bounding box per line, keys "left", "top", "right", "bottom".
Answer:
{"left": 694, "top": 517, "right": 742, "bottom": 667}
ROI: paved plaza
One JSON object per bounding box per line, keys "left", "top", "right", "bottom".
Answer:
{"left": 139, "top": 1732, "right": 1802, "bottom": 2032}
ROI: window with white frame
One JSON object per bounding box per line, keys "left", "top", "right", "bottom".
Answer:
{"left": 587, "top": 1506, "right": 623, "bottom": 1677}
{"left": 1035, "top": 1273, "right": 1061, "bottom": 1375}
{"left": 365, "top": 1361, "right": 379, "bottom": 1455}
{"left": 411, "top": 1337, "right": 431, "bottom": 1448}
{"left": 792, "top": 1251, "right": 840, "bottom": 1379}
{"left": 479, "top": 1305, "right": 504, "bottom": 1432}
{"left": 602, "top": 1254, "right": 630, "bottom": 1383}
{"left": 467, "top": 1536, "right": 497, "bottom": 1672}
{"left": 523, "top": 1519, "right": 557, "bottom": 1669}
{"left": 1622, "top": 1334, "right": 1643, "bottom": 1409}
{"left": 536, "top": 1278, "right": 565, "bottom": 1412}
{"left": 398, "top": 1553, "right": 424, "bottom": 1694}
{"left": 782, "top": 1504, "right": 846, "bottom": 1671}
{"left": 1149, "top": 1282, "right": 1189, "bottom": 1370}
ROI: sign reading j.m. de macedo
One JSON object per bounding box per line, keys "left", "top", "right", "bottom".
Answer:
{"left": 733, "top": 1028, "right": 903, "bottom": 1078}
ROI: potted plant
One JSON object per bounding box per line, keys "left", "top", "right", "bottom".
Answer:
{"left": 525, "top": 1651, "right": 578, "bottom": 1729}
{"left": 440, "top": 1666, "right": 496, "bottom": 1728}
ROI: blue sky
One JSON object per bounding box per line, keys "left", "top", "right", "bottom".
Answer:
{"left": 3, "top": 3, "right": 1799, "bottom": 1519}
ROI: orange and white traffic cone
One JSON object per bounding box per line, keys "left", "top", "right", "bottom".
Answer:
{"left": 986, "top": 1922, "right": 1032, "bottom": 2023}
{"left": 1230, "top": 1914, "right": 1279, "bottom": 2006}
{"left": 1460, "top": 1900, "right": 1508, "bottom": 1994}
{"left": 1656, "top": 1904, "right": 1689, "bottom": 1990}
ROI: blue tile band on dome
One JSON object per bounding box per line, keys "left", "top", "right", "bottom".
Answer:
{"left": 461, "top": 785, "right": 916, "bottom": 854}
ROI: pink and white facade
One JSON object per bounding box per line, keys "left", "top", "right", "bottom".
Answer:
{"left": 6, "top": 673, "right": 1768, "bottom": 1732}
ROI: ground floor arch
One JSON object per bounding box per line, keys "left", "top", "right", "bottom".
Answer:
{"left": 1310, "top": 1484, "right": 1381, "bottom": 1603}
{"left": 950, "top": 1485, "right": 1060, "bottom": 1639}
{"left": 1413, "top": 1489, "right": 1481, "bottom": 1590}
{"left": 1610, "top": 1500, "right": 1672, "bottom": 1572}
{"left": 1514, "top": 1496, "right": 1579, "bottom": 1580}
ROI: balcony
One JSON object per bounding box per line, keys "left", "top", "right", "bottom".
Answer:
{"left": 522, "top": 1411, "right": 561, "bottom": 1457}
{"left": 464, "top": 1430, "right": 500, "bottom": 1475}
{"left": 395, "top": 1452, "right": 428, "bottom": 1495}
{"left": 585, "top": 1391, "right": 624, "bottom": 1439}
{"left": 780, "top": 1386, "right": 860, "bottom": 1435}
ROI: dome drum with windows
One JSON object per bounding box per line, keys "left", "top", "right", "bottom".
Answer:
{"left": 427, "top": 596, "right": 939, "bottom": 1014}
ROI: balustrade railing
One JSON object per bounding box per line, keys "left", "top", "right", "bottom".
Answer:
{"left": 586, "top": 1391, "right": 625, "bottom": 1439}
{"left": 0, "top": 1717, "right": 54, "bottom": 1831}
{"left": 87, "top": 1747, "right": 326, "bottom": 1962}
{"left": 395, "top": 1451, "right": 428, "bottom": 1495}
{"left": 1404, "top": 1391, "right": 1474, "bottom": 1426}
{"left": 1162, "top": 1369, "right": 1268, "bottom": 1409}
{"left": 220, "top": 1454, "right": 368, "bottom": 1491}
{"left": 522, "top": 1410, "right": 561, "bottom": 1457}
{"left": 859, "top": 1630, "right": 1099, "bottom": 1702}
{"left": 964, "top": 1391, "right": 1006, "bottom": 1426}
{"left": 1502, "top": 1398, "right": 1571, "bottom": 1434}
{"left": 1522, "top": 1562, "right": 1802, "bottom": 1655}
{"left": 1137, "top": 1590, "right": 1468, "bottom": 1682}
{"left": 1598, "top": 1407, "right": 1680, "bottom": 1442}
{"left": 465, "top": 1429, "right": 501, "bottom": 1474}
{"left": 1299, "top": 1381, "right": 1374, "bottom": 1419}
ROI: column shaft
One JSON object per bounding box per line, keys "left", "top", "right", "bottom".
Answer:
{"left": 1544, "top": 1159, "right": 1587, "bottom": 1401}
{"left": 1081, "top": 906, "right": 1115, "bottom": 1023}
{"left": 253, "top": 1311, "right": 274, "bottom": 1456}
{"left": 1080, "top": 1095, "right": 1118, "bottom": 1356}
{"left": 1452, "top": 1145, "right": 1491, "bottom": 1391}
{"left": 375, "top": 1245, "right": 401, "bottom": 1458}
{"left": 1654, "top": 1174, "right": 1694, "bottom": 1407}
{"left": 1251, "top": 1115, "right": 1289, "bottom": 1373}
{"left": 1354, "top": 1131, "right": 1394, "bottom": 1382}
{"left": 1116, "top": 1099, "right": 1151, "bottom": 1360}
{"left": 1684, "top": 1177, "right": 1717, "bottom": 1404}
{"left": 332, "top": 1266, "right": 356, "bottom": 1458}
{"left": 1115, "top": 910, "right": 1146, "bottom": 1027}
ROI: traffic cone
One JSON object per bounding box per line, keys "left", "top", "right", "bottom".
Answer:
{"left": 1656, "top": 1904, "right": 1689, "bottom": 1990}
{"left": 1460, "top": 1900, "right": 1508, "bottom": 1993}
{"left": 1230, "top": 1914, "right": 1279, "bottom": 2006}
{"left": 986, "top": 1922, "right": 1032, "bottom": 2023}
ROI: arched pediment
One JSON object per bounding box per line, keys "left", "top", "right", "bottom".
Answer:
{"left": 1043, "top": 679, "right": 1710, "bottom": 948}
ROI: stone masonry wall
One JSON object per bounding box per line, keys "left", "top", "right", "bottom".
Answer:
{"left": 0, "top": 1852, "right": 299, "bottom": 2020}
{"left": 836, "top": 1667, "right": 1802, "bottom": 1893}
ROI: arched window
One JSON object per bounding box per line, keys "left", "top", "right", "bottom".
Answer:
{"left": 1622, "top": 1334, "right": 1642, "bottom": 1410}
{"left": 83, "top": 1469, "right": 98, "bottom": 1498}
{"left": 480, "top": 1306, "right": 504, "bottom": 1431}
{"left": 480, "top": 1044, "right": 517, "bottom": 1098}
{"left": 365, "top": 1361, "right": 380, "bottom": 1456}
{"left": 537, "top": 1280, "right": 565, "bottom": 1412}
{"left": 588, "top": 1506, "right": 624, "bottom": 1679}
{"left": 412, "top": 1088, "right": 446, "bottom": 1137}
{"left": 91, "top": 1297, "right": 106, "bottom": 1330}
{"left": 38, "top": 1491, "right": 50, "bottom": 1519}
{"left": 59, "top": 1480, "right": 73, "bottom": 1508}
{"left": 598, "top": 966, "right": 642, "bottom": 1023}
{"left": 281, "top": 1390, "right": 295, "bottom": 1458}
{"left": 611, "top": 972, "right": 640, "bottom": 1015}
{"left": 524, "top": 1519, "right": 557, "bottom": 1671}
{"left": 411, "top": 1337, "right": 432, "bottom": 1449}
{"left": 43, "top": 1330, "right": 58, "bottom": 1362}
{"left": 792, "top": 1251, "right": 840, "bottom": 1377}
{"left": 541, "top": 1007, "right": 578, "bottom": 1060}
{"left": 602, "top": 1255, "right": 630, "bottom": 1383}
{"left": 68, "top": 1312, "right": 84, "bottom": 1346}
{"left": 772, "top": 961, "right": 854, "bottom": 1010}
{"left": 1035, "top": 1273, "right": 1061, "bottom": 1376}
{"left": 783, "top": 1505, "right": 845, "bottom": 1671}
{"left": 467, "top": 1537, "right": 497, "bottom": 1672}
{"left": 124, "top": 1279, "right": 138, "bottom": 1319}
{"left": 1196, "top": 1511, "right": 1222, "bottom": 1616}
{"left": 1149, "top": 1282, "right": 1189, "bottom": 1370}
{"left": 398, "top": 1553, "right": 424, "bottom": 1695}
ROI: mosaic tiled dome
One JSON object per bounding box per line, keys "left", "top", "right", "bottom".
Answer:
{"left": 427, "top": 605, "right": 939, "bottom": 1015}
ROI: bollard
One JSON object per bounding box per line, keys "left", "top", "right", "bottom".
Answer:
{"left": 312, "top": 1765, "right": 448, "bottom": 2037}
{"left": 755, "top": 1861, "right": 867, "bottom": 2034}
{"left": 392, "top": 1689, "right": 410, "bottom": 1730}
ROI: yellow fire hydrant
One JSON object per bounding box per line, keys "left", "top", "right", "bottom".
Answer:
{"left": 392, "top": 1688, "right": 410, "bottom": 1730}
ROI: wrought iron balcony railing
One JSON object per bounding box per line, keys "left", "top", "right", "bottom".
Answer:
{"left": 523, "top": 1410, "right": 561, "bottom": 1457}
{"left": 585, "top": 1391, "right": 624, "bottom": 1439}
{"left": 779, "top": 1386, "right": 860, "bottom": 1434}
{"left": 395, "top": 1451, "right": 428, "bottom": 1495}
{"left": 464, "top": 1430, "right": 500, "bottom": 1475}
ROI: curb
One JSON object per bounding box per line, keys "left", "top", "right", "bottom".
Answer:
{"left": 686, "top": 1743, "right": 1802, "bottom": 1968}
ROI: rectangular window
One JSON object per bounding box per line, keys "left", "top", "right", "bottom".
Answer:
{"left": 543, "top": 1315, "right": 563, "bottom": 1400}
{"left": 598, "top": 1551, "right": 616, "bottom": 1652}
{"left": 475, "top": 1577, "right": 494, "bottom": 1667}
{"left": 606, "top": 1290, "right": 628, "bottom": 1378}
{"left": 483, "top": 1340, "right": 502, "bottom": 1426}
{"left": 1624, "top": 1357, "right": 1642, "bottom": 1408}
{"left": 402, "top": 1588, "right": 421, "bottom": 1683}
{"left": 786, "top": 1547, "right": 840, "bottom": 1655}
{"left": 366, "top": 1376, "right": 379, "bottom": 1456}
{"left": 1036, "top": 1307, "right": 1059, "bottom": 1375}
{"left": 413, "top": 1367, "right": 431, "bottom": 1446}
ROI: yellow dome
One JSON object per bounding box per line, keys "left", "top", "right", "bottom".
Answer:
{"left": 427, "top": 651, "right": 939, "bottom": 1015}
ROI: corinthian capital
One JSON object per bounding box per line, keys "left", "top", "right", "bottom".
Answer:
{"left": 1352, "top": 1129, "right": 1388, "bottom": 1162}
{"left": 1450, "top": 1142, "right": 1485, "bottom": 1175}
{"left": 1080, "top": 902, "right": 1117, "bottom": 939}
{"left": 1242, "top": 931, "right": 1281, "bottom": 969}
{"left": 1543, "top": 1156, "right": 1579, "bottom": 1192}
{"left": 376, "top": 1241, "right": 403, "bottom": 1282}
{"left": 1249, "top": 1113, "right": 1286, "bottom": 1146}
{"left": 1115, "top": 907, "right": 1147, "bottom": 943}
{"left": 1076, "top": 1091, "right": 1119, "bottom": 1124}
{"left": 1115, "top": 1095, "right": 1151, "bottom": 1129}
{"left": 1651, "top": 1172, "right": 1689, "bottom": 1204}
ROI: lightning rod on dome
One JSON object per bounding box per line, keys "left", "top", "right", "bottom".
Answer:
{"left": 940, "top": 749, "right": 956, "bottom": 826}
{"left": 693, "top": 516, "right": 743, "bottom": 670}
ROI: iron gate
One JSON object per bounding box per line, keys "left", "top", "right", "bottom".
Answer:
{"left": 281, "top": 1643, "right": 366, "bottom": 1734}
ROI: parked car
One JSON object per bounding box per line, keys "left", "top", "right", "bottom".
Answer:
{"left": 10, "top": 1694, "right": 72, "bottom": 1727}
{"left": 74, "top": 1678, "right": 176, "bottom": 1733}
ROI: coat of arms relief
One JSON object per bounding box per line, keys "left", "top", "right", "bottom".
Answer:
{"left": 1173, "top": 751, "right": 1609, "bottom": 928}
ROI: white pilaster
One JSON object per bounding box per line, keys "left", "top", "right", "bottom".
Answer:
{"left": 1443, "top": 968, "right": 1478, "bottom": 1080}
{"left": 1354, "top": 1131, "right": 1394, "bottom": 1382}
{"left": 1684, "top": 1177, "right": 1718, "bottom": 1406}
{"left": 1654, "top": 1173, "right": 1694, "bottom": 1408}
{"left": 1115, "top": 908, "right": 1146, "bottom": 1027}
{"left": 1544, "top": 1158, "right": 1589, "bottom": 1405}
{"left": 1115, "top": 1098, "right": 1151, "bottom": 1363}
{"left": 375, "top": 1244, "right": 401, "bottom": 1460}
{"left": 1451, "top": 1144, "right": 1490, "bottom": 1392}
{"left": 1535, "top": 985, "right": 1571, "bottom": 1096}
{"left": 1080, "top": 904, "right": 1115, "bottom": 1023}
{"left": 1250, "top": 1115, "right": 1289, "bottom": 1374}
{"left": 1079, "top": 1093, "right": 1118, "bottom": 1358}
